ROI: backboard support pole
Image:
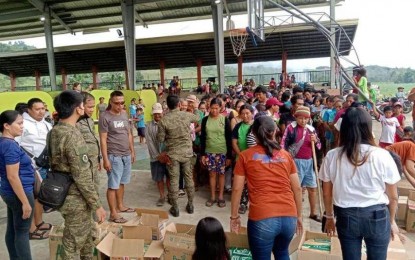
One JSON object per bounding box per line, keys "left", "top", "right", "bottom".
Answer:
{"left": 330, "top": 0, "right": 336, "bottom": 89}
{"left": 44, "top": 6, "right": 57, "bottom": 91}
{"left": 212, "top": 0, "right": 225, "bottom": 93}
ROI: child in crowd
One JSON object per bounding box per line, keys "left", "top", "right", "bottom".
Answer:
{"left": 281, "top": 106, "right": 322, "bottom": 222}
{"left": 393, "top": 102, "right": 405, "bottom": 142}
{"left": 311, "top": 96, "right": 324, "bottom": 117}
{"left": 403, "top": 126, "right": 414, "bottom": 141}
{"left": 136, "top": 107, "right": 146, "bottom": 144}
{"left": 372, "top": 105, "right": 402, "bottom": 148}
{"left": 396, "top": 87, "right": 406, "bottom": 99}
{"left": 322, "top": 96, "right": 337, "bottom": 153}
{"left": 193, "top": 217, "right": 230, "bottom": 260}
{"left": 137, "top": 98, "right": 145, "bottom": 110}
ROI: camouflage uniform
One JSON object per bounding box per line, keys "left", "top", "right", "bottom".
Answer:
{"left": 50, "top": 122, "right": 102, "bottom": 260}
{"left": 157, "top": 109, "right": 199, "bottom": 209}
{"left": 76, "top": 117, "right": 101, "bottom": 192}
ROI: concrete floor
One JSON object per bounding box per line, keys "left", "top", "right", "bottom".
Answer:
{"left": 1, "top": 119, "right": 415, "bottom": 259}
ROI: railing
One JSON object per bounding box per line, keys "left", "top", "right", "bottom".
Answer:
{"left": 8, "top": 69, "right": 333, "bottom": 91}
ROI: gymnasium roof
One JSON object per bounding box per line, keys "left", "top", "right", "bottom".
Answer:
{"left": 0, "top": 0, "right": 340, "bottom": 40}
{"left": 0, "top": 19, "right": 358, "bottom": 77}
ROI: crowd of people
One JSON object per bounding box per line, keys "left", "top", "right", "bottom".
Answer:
{"left": 1, "top": 72, "right": 415, "bottom": 259}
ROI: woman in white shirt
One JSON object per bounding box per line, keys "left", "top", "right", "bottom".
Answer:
{"left": 319, "top": 107, "right": 400, "bottom": 260}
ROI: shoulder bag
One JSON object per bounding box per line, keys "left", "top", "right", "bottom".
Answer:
{"left": 37, "top": 132, "right": 74, "bottom": 209}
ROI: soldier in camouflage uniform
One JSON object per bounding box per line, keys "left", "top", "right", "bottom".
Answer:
{"left": 77, "top": 92, "right": 101, "bottom": 192}
{"left": 157, "top": 95, "right": 199, "bottom": 217}
{"left": 51, "top": 91, "right": 106, "bottom": 260}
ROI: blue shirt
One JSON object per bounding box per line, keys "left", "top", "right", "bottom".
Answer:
{"left": 322, "top": 108, "right": 337, "bottom": 142}
{"left": 136, "top": 114, "right": 145, "bottom": 128}
{"left": 0, "top": 137, "right": 34, "bottom": 195}
{"left": 129, "top": 104, "right": 137, "bottom": 117}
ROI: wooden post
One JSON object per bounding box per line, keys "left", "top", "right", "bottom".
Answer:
{"left": 196, "top": 59, "right": 202, "bottom": 86}
{"left": 237, "top": 56, "right": 243, "bottom": 84}
{"left": 35, "top": 70, "right": 41, "bottom": 90}
{"left": 92, "top": 65, "right": 99, "bottom": 89}
{"left": 160, "top": 60, "right": 165, "bottom": 88}
{"left": 282, "top": 51, "right": 288, "bottom": 76}
{"left": 10, "top": 72, "right": 16, "bottom": 91}
{"left": 61, "top": 68, "right": 67, "bottom": 90}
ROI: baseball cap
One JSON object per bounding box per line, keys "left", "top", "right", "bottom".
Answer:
{"left": 186, "top": 94, "right": 197, "bottom": 103}
{"left": 394, "top": 102, "right": 402, "bottom": 107}
{"left": 152, "top": 103, "right": 163, "bottom": 114}
{"left": 265, "top": 97, "right": 283, "bottom": 108}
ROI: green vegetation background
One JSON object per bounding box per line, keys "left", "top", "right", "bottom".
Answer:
{"left": 1, "top": 41, "right": 414, "bottom": 97}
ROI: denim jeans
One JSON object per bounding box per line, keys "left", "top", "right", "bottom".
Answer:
{"left": 334, "top": 204, "right": 390, "bottom": 260}
{"left": 1, "top": 192, "right": 35, "bottom": 260}
{"left": 247, "top": 216, "right": 297, "bottom": 260}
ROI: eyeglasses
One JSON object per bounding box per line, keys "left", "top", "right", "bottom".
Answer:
{"left": 112, "top": 101, "right": 125, "bottom": 106}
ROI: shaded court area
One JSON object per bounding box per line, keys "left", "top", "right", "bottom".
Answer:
{"left": 1, "top": 118, "right": 415, "bottom": 259}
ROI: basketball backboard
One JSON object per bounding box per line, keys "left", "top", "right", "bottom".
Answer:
{"left": 247, "top": 0, "right": 265, "bottom": 42}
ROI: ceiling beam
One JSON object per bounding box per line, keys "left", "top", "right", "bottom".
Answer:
{"left": 28, "top": 0, "right": 74, "bottom": 35}
{"left": 0, "top": 9, "right": 42, "bottom": 23}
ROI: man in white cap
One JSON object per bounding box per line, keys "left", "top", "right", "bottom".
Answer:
{"left": 145, "top": 103, "right": 170, "bottom": 206}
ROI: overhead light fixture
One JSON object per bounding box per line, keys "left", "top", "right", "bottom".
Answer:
{"left": 40, "top": 16, "right": 45, "bottom": 22}
{"left": 116, "top": 29, "right": 123, "bottom": 38}
{"left": 215, "top": 0, "right": 221, "bottom": 3}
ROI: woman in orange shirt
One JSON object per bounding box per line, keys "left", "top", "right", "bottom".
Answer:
{"left": 230, "top": 116, "right": 302, "bottom": 260}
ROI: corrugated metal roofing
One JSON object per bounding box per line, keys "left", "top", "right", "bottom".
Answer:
{"left": 0, "top": 0, "right": 337, "bottom": 40}
{"left": 0, "top": 19, "right": 358, "bottom": 77}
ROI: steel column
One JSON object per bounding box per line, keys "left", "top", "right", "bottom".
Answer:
{"left": 44, "top": 6, "right": 57, "bottom": 90}
{"left": 330, "top": 0, "right": 336, "bottom": 89}
{"left": 211, "top": 0, "right": 225, "bottom": 93}
{"left": 121, "top": 0, "right": 136, "bottom": 90}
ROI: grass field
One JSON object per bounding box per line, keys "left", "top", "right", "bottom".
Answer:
{"left": 373, "top": 82, "right": 414, "bottom": 98}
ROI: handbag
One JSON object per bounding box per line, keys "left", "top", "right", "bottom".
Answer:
{"left": 287, "top": 126, "right": 307, "bottom": 158}
{"left": 37, "top": 132, "right": 73, "bottom": 209}
{"left": 34, "top": 146, "right": 49, "bottom": 168}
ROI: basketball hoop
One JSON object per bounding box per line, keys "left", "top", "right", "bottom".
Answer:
{"left": 229, "top": 28, "right": 248, "bottom": 57}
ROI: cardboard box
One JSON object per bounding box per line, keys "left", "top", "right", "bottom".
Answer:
{"left": 124, "top": 208, "right": 169, "bottom": 241}
{"left": 96, "top": 232, "right": 164, "bottom": 260}
{"left": 406, "top": 190, "right": 415, "bottom": 232}
{"left": 163, "top": 223, "right": 197, "bottom": 260}
{"left": 49, "top": 224, "right": 103, "bottom": 260}
{"left": 296, "top": 231, "right": 342, "bottom": 260}
{"left": 397, "top": 196, "right": 408, "bottom": 226}
{"left": 398, "top": 179, "right": 415, "bottom": 196}
{"left": 96, "top": 221, "right": 123, "bottom": 242}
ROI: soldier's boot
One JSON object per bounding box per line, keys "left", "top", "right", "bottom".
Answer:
{"left": 186, "top": 203, "right": 194, "bottom": 214}
{"left": 169, "top": 206, "right": 180, "bottom": 217}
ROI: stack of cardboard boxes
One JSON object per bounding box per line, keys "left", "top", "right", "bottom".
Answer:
{"left": 49, "top": 207, "right": 410, "bottom": 260}
{"left": 397, "top": 179, "right": 415, "bottom": 232}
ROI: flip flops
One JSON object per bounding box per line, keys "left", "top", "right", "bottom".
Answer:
{"left": 109, "top": 217, "right": 128, "bottom": 224}
{"left": 217, "top": 199, "right": 226, "bottom": 208}
{"left": 118, "top": 207, "right": 135, "bottom": 213}
{"left": 205, "top": 199, "right": 217, "bottom": 207}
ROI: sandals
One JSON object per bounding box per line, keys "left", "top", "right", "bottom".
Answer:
{"left": 238, "top": 204, "right": 247, "bottom": 214}
{"left": 29, "top": 229, "right": 49, "bottom": 240}
{"left": 309, "top": 214, "right": 322, "bottom": 223}
{"left": 118, "top": 207, "right": 135, "bottom": 213}
{"left": 217, "top": 199, "right": 226, "bottom": 208}
{"left": 109, "top": 217, "right": 128, "bottom": 224}
{"left": 205, "top": 199, "right": 217, "bottom": 207}
{"left": 35, "top": 221, "right": 52, "bottom": 231}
